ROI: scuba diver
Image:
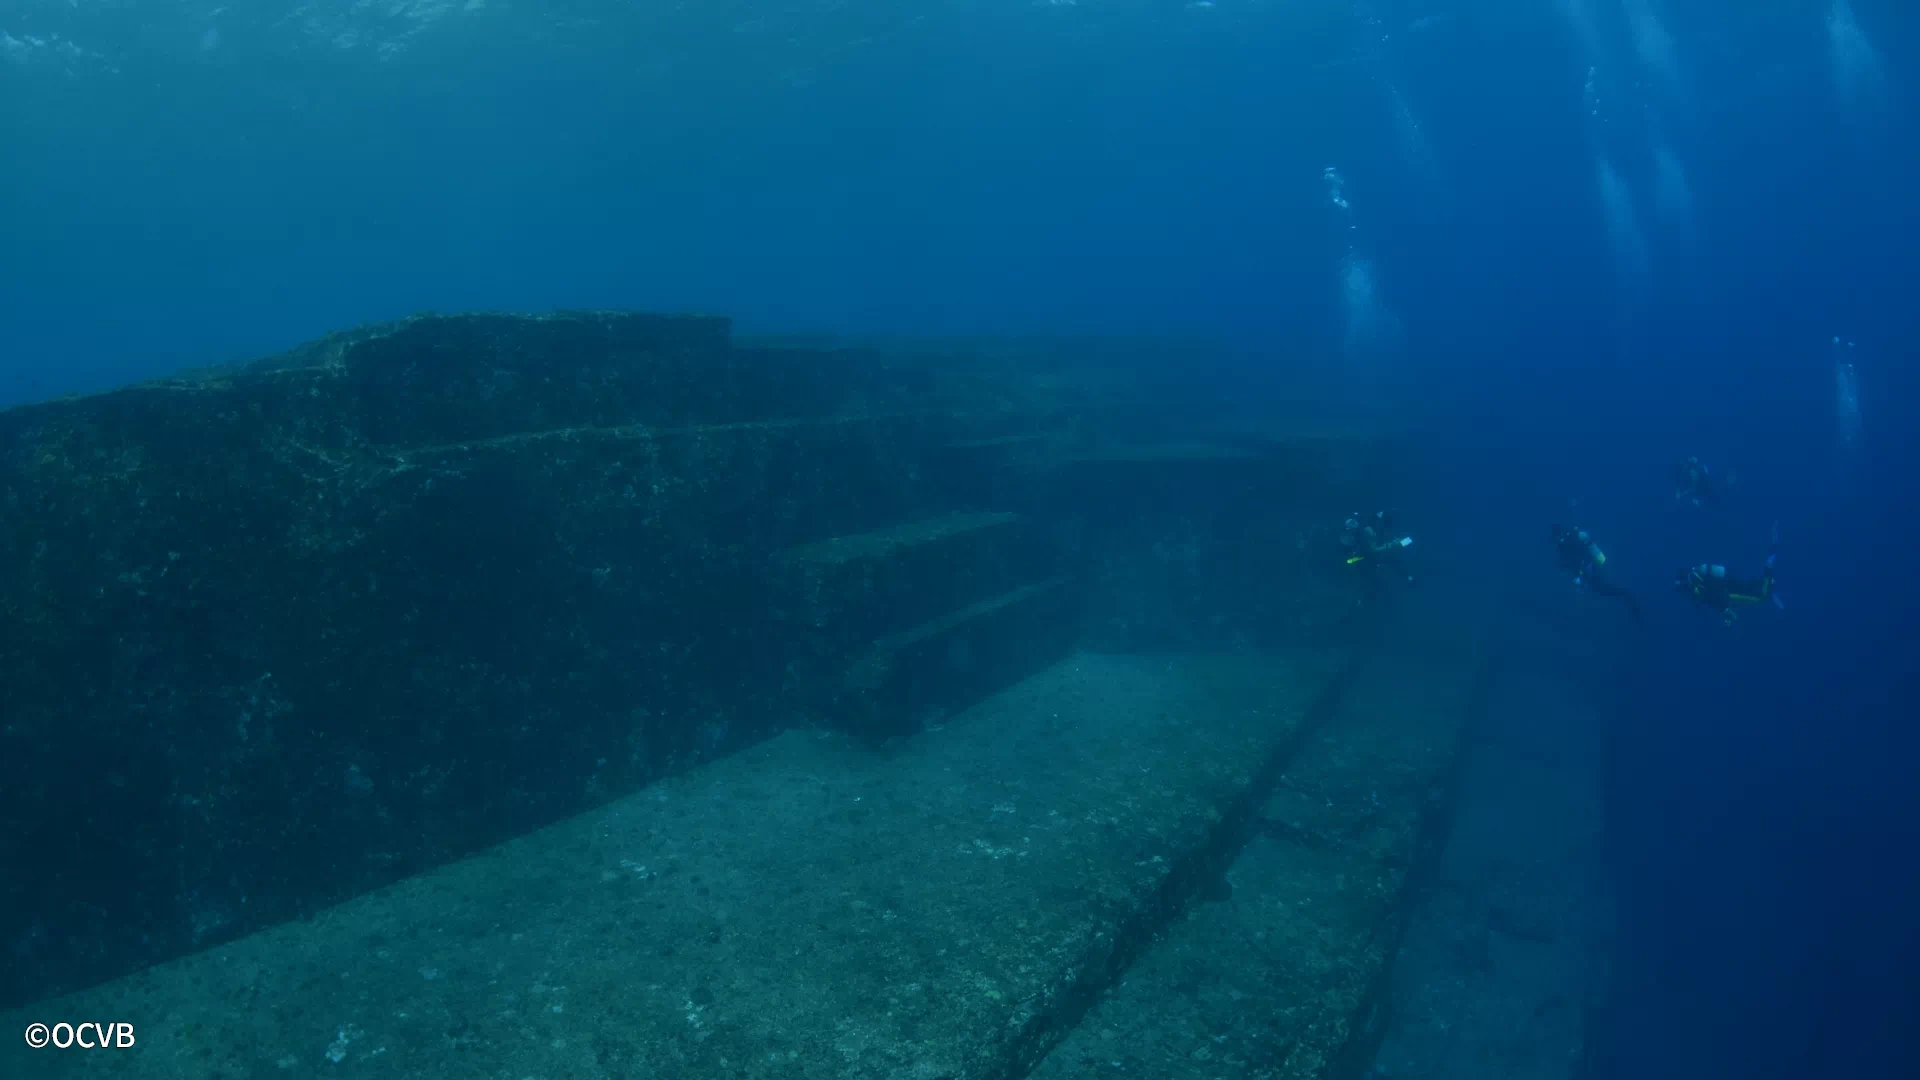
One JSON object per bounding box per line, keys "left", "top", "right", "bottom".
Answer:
{"left": 1673, "top": 455, "right": 1734, "bottom": 508}
{"left": 1550, "top": 524, "right": 1644, "bottom": 624}
{"left": 1340, "top": 510, "right": 1414, "bottom": 589}
{"left": 1675, "top": 522, "right": 1782, "bottom": 626}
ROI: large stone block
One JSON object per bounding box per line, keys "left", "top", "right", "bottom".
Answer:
{"left": 0, "top": 316, "right": 1057, "bottom": 1008}
{"left": 0, "top": 647, "right": 1354, "bottom": 1080}
{"left": 0, "top": 313, "right": 1400, "bottom": 1020}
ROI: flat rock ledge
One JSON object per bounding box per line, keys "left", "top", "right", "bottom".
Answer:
{"left": 1030, "top": 590, "right": 1490, "bottom": 1080}
{"left": 5, "top": 646, "right": 1352, "bottom": 1080}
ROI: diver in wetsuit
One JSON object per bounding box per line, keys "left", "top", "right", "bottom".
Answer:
{"left": 1673, "top": 456, "right": 1734, "bottom": 508}
{"left": 1341, "top": 510, "right": 1414, "bottom": 584}
{"left": 1551, "top": 524, "right": 1644, "bottom": 624}
{"left": 1676, "top": 523, "right": 1781, "bottom": 626}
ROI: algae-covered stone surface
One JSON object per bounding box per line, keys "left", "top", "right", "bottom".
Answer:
{"left": 1, "top": 312, "right": 1387, "bottom": 1009}
{"left": 1365, "top": 604, "right": 1617, "bottom": 1080}
{"left": 0, "top": 316, "right": 943, "bottom": 1003}
{"left": 1030, "top": 586, "right": 1491, "bottom": 1080}
{"left": 0, "top": 302, "right": 1623, "bottom": 1080}
{"left": 1, "top": 646, "right": 1349, "bottom": 1080}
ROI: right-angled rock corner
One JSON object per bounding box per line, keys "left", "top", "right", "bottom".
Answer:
{"left": 3, "top": 313, "right": 1487, "bottom": 1080}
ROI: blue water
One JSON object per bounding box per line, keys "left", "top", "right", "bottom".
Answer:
{"left": 4, "top": 2, "right": 1915, "bottom": 1076}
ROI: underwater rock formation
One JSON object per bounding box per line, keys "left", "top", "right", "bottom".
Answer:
{"left": 0, "top": 311, "right": 1386, "bottom": 1009}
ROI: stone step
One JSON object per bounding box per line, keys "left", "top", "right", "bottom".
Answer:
{"left": 1063, "top": 440, "right": 1268, "bottom": 466}
{"left": 1046, "top": 441, "right": 1299, "bottom": 523}
{"left": 0, "top": 646, "right": 1353, "bottom": 1080}
{"left": 0, "top": 404, "right": 1050, "bottom": 1010}
{"left": 836, "top": 576, "right": 1081, "bottom": 741}
{"left": 1032, "top": 590, "right": 1492, "bottom": 1079}
{"left": 930, "top": 432, "right": 1068, "bottom": 515}
{"left": 945, "top": 433, "right": 1050, "bottom": 452}
{"left": 9, "top": 317, "right": 1051, "bottom": 486}
{"left": 396, "top": 412, "right": 1052, "bottom": 570}
{"left": 775, "top": 511, "right": 1030, "bottom": 641}
{"left": 261, "top": 315, "right": 1006, "bottom": 445}
{"left": 930, "top": 409, "right": 1256, "bottom": 517}
{"left": 721, "top": 345, "right": 955, "bottom": 420}
{"left": 1052, "top": 434, "right": 1393, "bottom": 517}
{"left": 1365, "top": 606, "right": 1616, "bottom": 1079}
{"left": 783, "top": 510, "right": 1021, "bottom": 566}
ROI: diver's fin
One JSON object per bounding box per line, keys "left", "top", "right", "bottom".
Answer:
{"left": 1772, "top": 593, "right": 1786, "bottom": 611}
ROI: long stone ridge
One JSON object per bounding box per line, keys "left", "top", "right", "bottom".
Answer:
{"left": 1032, "top": 591, "right": 1491, "bottom": 1079}
{"left": 2, "top": 647, "right": 1350, "bottom": 1079}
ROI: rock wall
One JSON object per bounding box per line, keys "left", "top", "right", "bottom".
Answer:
{"left": 0, "top": 311, "right": 1389, "bottom": 1009}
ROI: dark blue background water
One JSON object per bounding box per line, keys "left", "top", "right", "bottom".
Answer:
{"left": 3, "top": 2, "right": 1915, "bottom": 1075}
